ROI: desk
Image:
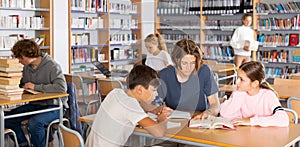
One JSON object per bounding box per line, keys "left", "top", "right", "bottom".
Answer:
{"left": 0, "top": 93, "right": 68, "bottom": 147}
{"left": 219, "top": 84, "right": 300, "bottom": 99}
{"left": 134, "top": 119, "right": 300, "bottom": 147}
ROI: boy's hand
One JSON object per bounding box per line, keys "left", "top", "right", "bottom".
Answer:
{"left": 157, "top": 107, "right": 173, "bottom": 122}
{"left": 24, "top": 82, "right": 35, "bottom": 90}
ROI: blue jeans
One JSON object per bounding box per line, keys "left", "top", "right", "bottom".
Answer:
{"left": 5, "top": 104, "right": 60, "bottom": 147}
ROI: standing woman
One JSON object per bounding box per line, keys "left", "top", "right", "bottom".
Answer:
{"left": 158, "top": 38, "right": 220, "bottom": 119}
{"left": 144, "top": 33, "right": 173, "bottom": 71}
{"left": 230, "top": 13, "right": 255, "bottom": 68}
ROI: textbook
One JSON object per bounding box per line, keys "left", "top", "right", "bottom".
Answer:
{"left": 0, "top": 72, "right": 22, "bottom": 78}
{"left": 0, "top": 94, "right": 22, "bottom": 100}
{"left": 24, "top": 89, "right": 41, "bottom": 95}
{"left": 244, "top": 40, "right": 259, "bottom": 51}
{"left": 188, "top": 117, "right": 235, "bottom": 129}
{"left": 0, "top": 77, "right": 21, "bottom": 85}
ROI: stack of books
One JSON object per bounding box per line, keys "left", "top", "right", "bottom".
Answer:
{"left": 0, "top": 58, "right": 23, "bottom": 100}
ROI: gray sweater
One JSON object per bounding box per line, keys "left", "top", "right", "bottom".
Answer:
{"left": 21, "top": 52, "right": 67, "bottom": 106}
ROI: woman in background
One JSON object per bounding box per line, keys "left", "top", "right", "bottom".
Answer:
{"left": 144, "top": 33, "right": 173, "bottom": 71}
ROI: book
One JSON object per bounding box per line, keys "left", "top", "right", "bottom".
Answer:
{"left": 0, "top": 58, "right": 19, "bottom": 65}
{"left": 0, "top": 66, "right": 23, "bottom": 72}
{"left": 0, "top": 77, "right": 21, "bottom": 85}
{"left": 0, "top": 85, "right": 20, "bottom": 90}
{"left": 0, "top": 72, "right": 22, "bottom": 78}
{"left": 244, "top": 40, "right": 259, "bottom": 51}
{"left": 0, "top": 94, "right": 22, "bottom": 100}
{"left": 0, "top": 88, "right": 24, "bottom": 96}
{"left": 188, "top": 117, "right": 235, "bottom": 129}
{"left": 24, "top": 89, "right": 41, "bottom": 95}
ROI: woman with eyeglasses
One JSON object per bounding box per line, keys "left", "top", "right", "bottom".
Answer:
{"left": 157, "top": 38, "right": 220, "bottom": 120}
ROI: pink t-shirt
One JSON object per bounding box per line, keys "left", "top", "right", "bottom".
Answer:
{"left": 220, "top": 89, "right": 289, "bottom": 127}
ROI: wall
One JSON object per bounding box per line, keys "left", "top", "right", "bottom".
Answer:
{"left": 53, "top": 0, "right": 69, "bottom": 73}
{"left": 141, "top": 0, "right": 155, "bottom": 54}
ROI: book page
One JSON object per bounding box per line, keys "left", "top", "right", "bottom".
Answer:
{"left": 211, "top": 117, "right": 235, "bottom": 129}
{"left": 188, "top": 119, "right": 212, "bottom": 128}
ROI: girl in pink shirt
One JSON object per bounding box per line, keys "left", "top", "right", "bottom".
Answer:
{"left": 220, "top": 61, "right": 289, "bottom": 127}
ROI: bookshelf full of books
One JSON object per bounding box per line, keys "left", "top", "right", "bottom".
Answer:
{"left": 255, "top": 0, "right": 300, "bottom": 78}
{"left": 0, "top": 58, "right": 23, "bottom": 101}
{"left": 0, "top": 0, "right": 53, "bottom": 57}
{"left": 69, "top": 0, "right": 142, "bottom": 73}
{"left": 155, "top": 0, "right": 254, "bottom": 61}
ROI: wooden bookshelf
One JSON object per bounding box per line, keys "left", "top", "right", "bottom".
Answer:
{"left": 69, "top": 0, "right": 142, "bottom": 73}
{"left": 0, "top": 0, "right": 53, "bottom": 57}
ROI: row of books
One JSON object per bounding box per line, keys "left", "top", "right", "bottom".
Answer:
{"left": 110, "top": 18, "right": 138, "bottom": 29}
{"left": 161, "top": 34, "right": 200, "bottom": 44}
{"left": 159, "top": 19, "right": 200, "bottom": 29}
{"left": 204, "top": 34, "right": 232, "bottom": 44}
{"left": 110, "top": 33, "right": 137, "bottom": 45}
{"left": 71, "top": 0, "right": 108, "bottom": 12}
{"left": 110, "top": 48, "right": 139, "bottom": 60}
{"left": 293, "top": 50, "right": 300, "bottom": 62}
{"left": 203, "top": 45, "right": 234, "bottom": 61}
{"left": 257, "top": 33, "right": 300, "bottom": 47}
{"left": 202, "top": 0, "right": 253, "bottom": 15}
{"left": 204, "top": 19, "right": 242, "bottom": 30}
{"left": 0, "top": 58, "right": 23, "bottom": 100}
{"left": 0, "top": 34, "right": 45, "bottom": 50}
{"left": 82, "top": 82, "right": 97, "bottom": 96}
{"left": 71, "top": 33, "right": 90, "bottom": 46}
{"left": 157, "top": 0, "right": 201, "bottom": 15}
{"left": 258, "top": 50, "right": 289, "bottom": 63}
{"left": 0, "top": 0, "right": 35, "bottom": 9}
{"left": 0, "top": 15, "right": 44, "bottom": 29}
{"left": 256, "top": 2, "right": 300, "bottom": 14}
{"left": 71, "top": 17, "right": 104, "bottom": 29}
{"left": 265, "top": 67, "right": 287, "bottom": 79}
{"left": 71, "top": 47, "right": 97, "bottom": 64}
{"left": 257, "top": 15, "right": 300, "bottom": 30}
{"left": 110, "top": 2, "right": 137, "bottom": 14}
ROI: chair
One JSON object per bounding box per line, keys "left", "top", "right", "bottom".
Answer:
{"left": 280, "top": 107, "right": 298, "bottom": 124}
{"left": 5, "top": 128, "right": 18, "bottom": 147}
{"left": 97, "top": 78, "right": 124, "bottom": 99}
{"left": 64, "top": 74, "right": 101, "bottom": 115}
{"left": 287, "top": 97, "right": 300, "bottom": 124}
{"left": 58, "top": 124, "right": 84, "bottom": 147}
{"left": 45, "top": 118, "right": 70, "bottom": 147}
{"left": 273, "top": 78, "right": 300, "bottom": 87}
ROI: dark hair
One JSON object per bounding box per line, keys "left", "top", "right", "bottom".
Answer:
{"left": 144, "top": 33, "right": 167, "bottom": 51}
{"left": 239, "top": 61, "right": 278, "bottom": 96}
{"left": 127, "top": 65, "right": 160, "bottom": 90}
{"left": 11, "top": 39, "right": 40, "bottom": 58}
{"left": 171, "top": 38, "right": 203, "bottom": 71}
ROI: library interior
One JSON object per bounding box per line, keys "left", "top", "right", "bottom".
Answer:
{"left": 1, "top": 0, "right": 300, "bottom": 147}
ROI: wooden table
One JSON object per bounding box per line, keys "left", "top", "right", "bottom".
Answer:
{"left": 0, "top": 93, "right": 68, "bottom": 147}
{"left": 219, "top": 84, "right": 300, "bottom": 99}
{"left": 134, "top": 119, "right": 300, "bottom": 147}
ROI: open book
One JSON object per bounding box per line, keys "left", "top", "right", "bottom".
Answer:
{"left": 188, "top": 117, "right": 235, "bottom": 129}
{"left": 244, "top": 40, "right": 259, "bottom": 51}
{"left": 24, "top": 89, "right": 41, "bottom": 95}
